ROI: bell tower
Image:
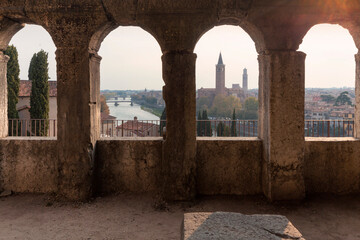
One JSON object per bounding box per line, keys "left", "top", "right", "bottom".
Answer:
{"left": 215, "top": 53, "right": 226, "bottom": 96}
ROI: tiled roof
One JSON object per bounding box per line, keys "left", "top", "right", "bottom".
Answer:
{"left": 116, "top": 120, "right": 156, "bottom": 131}
{"left": 19, "top": 80, "right": 57, "bottom": 97}
{"left": 116, "top": 120, "right": 158, "bottom": 137}
{"left": 101, "top": 112, "right": 116, "bottom": 120}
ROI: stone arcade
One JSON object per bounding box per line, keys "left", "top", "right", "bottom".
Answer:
{"left": 0, "top": 1, "right": 360, "bottom": 202}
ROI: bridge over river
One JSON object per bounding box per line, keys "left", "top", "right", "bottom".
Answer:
{"left": 107, "top": 96, "right": 133, "bottom": 104}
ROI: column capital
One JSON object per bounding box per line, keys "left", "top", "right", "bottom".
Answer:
{"left": 260, "top": 49, "right": 307, "bottom": 57}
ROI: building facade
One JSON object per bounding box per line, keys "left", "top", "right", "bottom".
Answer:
{"left": 198, "top": 53, "right": 248, "bottom": 102}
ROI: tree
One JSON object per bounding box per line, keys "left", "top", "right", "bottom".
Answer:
{"left": 231, "top": 109, "right": 237, "bottom": 136}
{"left": 29, "top": 50, "right": 49, "bottom": 136}
{"left": 196, "top": 96, "right": 211, "bottom": 113}
{"left": 100, "top": 95, "right": 109, "bottom": 115}
{"left": 216, "top": 122, "right": 230, "bottom": 137}
{"left": 320, "top": 94, "right": 336, "bottom": 103}
{"left": 202, "top": 110, "right": 212, "bottom": 136}
{"left": 4, "top": 45, "right": 20, "bottom": 136}
{"left": 334, "top": 91, "right": 352, "bottom": 106}
{"left": 244, "top": 97, "right": 258, "bottom": 111}
{"left": 209, "top": 95, "right": 242, "bottom": 118}
{"left": 239, "top": 97, "right": 258, "bottom": 120}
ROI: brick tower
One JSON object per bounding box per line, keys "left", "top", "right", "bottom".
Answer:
{"left": 242, "top": 68, "right": 248, "bottom": 92}
{"left": 215, "top": 53, "right": 226, "bottom": 96}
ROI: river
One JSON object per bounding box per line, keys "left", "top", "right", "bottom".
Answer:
{"left": 107, "top": 98, "right": 159, "bottom": 120}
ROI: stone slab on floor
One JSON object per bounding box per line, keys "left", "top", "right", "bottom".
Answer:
{"left": 182, "top": 212, "right": 305, "bottom": 240}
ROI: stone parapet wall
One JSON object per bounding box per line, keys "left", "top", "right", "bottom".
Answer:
{"left": 94, "top": 139, "right": 163, "bottom": 194}
{"left": 0, "top": 138, "right": 360, "bottom": 197}
{"left": 196, "top": 138, "right": 262, "bottom": 195}
{"left": 0, "top": 139, "right": 58, "bottom": 193}
{"left": 1, "top": 0, "right": 360, "bottom": 201}
{"left": 304, "top": 138, "right": 360, "bottom": 194}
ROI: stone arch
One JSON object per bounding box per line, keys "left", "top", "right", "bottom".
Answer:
{"left": 299, "top": 21, "right": 360, "bottom": 52}
{"left": 194, "top": 18, "right": 266, "bottom": 55}
{"left": 0, "top": 19, "right": 24, "bottom": 51}
{"left": 89, "top": 21, "right": 164, "bottom": 54}
{"left": 300, "top": 21, "right": 359, "bottom": 138}
{"left": 0, "top": 18, "right": 58, "bottom": 138}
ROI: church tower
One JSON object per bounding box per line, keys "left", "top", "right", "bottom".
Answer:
{"left": 216, "top": 53, "right": 226, "bottom": 96}
{"left": 242, "top": 68, "right": 248, "bottom": 92}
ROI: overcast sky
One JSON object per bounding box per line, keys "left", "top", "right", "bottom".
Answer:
{"left": 9, "top": 23, "right": 358, "bottom": 90}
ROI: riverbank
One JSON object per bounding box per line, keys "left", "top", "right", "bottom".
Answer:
{"left": 140, "top": 106, "right": 164, "bottom": 118}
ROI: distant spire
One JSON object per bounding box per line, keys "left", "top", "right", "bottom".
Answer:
{"left": 217, "top": 52, "right": 224, "bottom": 65}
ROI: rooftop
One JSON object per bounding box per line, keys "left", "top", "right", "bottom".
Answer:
{"left": 19, "top": 80, "right": 57, "bottom": 97}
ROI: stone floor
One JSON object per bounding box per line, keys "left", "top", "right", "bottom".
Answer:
{"left": 0, "top": 193, "right": 359, "bottom": 240}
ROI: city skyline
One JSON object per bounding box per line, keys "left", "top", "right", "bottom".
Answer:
{"left": 8, "top": 24, "right": 358, "bottom": 90}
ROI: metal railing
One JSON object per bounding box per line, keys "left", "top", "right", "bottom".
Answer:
{"left": 100, "top": 119, "right": 258, "bottom": 138}
{"left": 8, "top": 119, "right": 57, "bottom": 137}
{"left": 101, "top": 120, "right": 166, "bottom": 137}
{"left": 305, "top": 120, "right": 354, "bottom": 137}
{"left": 6, "top": 119, "right": 354, "bottom": 138}
{"left": 196, "top": 120, "right": 258, "bottom": 137}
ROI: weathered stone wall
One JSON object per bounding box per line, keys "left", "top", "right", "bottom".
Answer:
{"left": 0, "top": 138, "right": 360, "bottom": 197}
{"left": 197, "top": 138, "right": 262, "bottom": 195}
{"left": 94, "top": 139, "right": 163, "bottom": 194}
{"left": 0, "top": 139, "right": 58, "bottom": 193}
{"left": 304, "top": 138, "right": 360, "bottom": 194}
{"left": 1, "top": 0, "right": 360, "bottom": 201}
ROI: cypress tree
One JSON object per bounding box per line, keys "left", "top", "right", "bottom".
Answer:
{"left": 4, "top": 45, "right": 20, "bottom": 136}
{"left": 231, "top": 109, "right": 237, "bottom": 136}
{"left": 29, "top": 50, "right": 49, "bottom": 136}
{"left": 202, "top": 110, "right": 212, "bottom": 137}
{"left": 217, "top": 122, "right": 225, "bottom": 136}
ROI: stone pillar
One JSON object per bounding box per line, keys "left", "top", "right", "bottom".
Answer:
{"left": 161, "top": 51, "right": 197, "bottom": 201}
{"left": 355, "top": 53, "right": 360, "bottom": 138}
{"left": 56, "top": 46, "right": 100, "bottom": 200}
{"left": 258, "top": 50, "right": 306, "bottom": 201}
{"left": 0, "top": 52, "right": 9, "bottom": 138}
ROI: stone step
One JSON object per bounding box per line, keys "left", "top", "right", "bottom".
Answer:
{"left": 182, "top": 212, "right": 304, "bottom": 240}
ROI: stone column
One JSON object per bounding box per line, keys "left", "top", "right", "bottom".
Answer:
{"left": 258, "top": 50, "right": 306, "bottom": 201}
{"left": 355, "top": 53, "right": 360, "bottom": 138}
{"left": 56, "top": 46, "right": 100, "bottom": 200}
{"left": 0, "top": 52, "right": 9, "bottom": 138}
{"left": 161, "top": 51, "right": 197, "bottom": 201}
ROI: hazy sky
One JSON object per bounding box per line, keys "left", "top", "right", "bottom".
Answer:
{"left": 8, "top": 23, "right": 358, "bottom": 90}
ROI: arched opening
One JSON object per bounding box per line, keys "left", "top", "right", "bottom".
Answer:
{"left": 5, "top": 24, "right": 57, "bottom": 137}
{"left": 96, "top": 26, "right": 164, "bottom": 138}
{"left": 194, "top": 25, "right": 259, "bottom": 137}
{"left": 300, "top": 24, "right": 357, "bottom": 137}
